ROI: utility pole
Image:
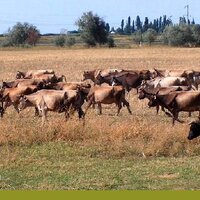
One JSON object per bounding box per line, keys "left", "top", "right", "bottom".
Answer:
{"left": 184, "top": 4, "right": 189, "bottom": 23}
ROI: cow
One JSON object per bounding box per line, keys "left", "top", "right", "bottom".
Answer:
{"left": 152, "top": 68, "right": 194, "bottom": 78}
{"left": 82, "top": 69, "right": 122, "bottom": 83}
{"left": 188, "top": 121, "right": 200, "bottom": 140}
{"left": 147, "top": 90, "right": 200, "bottom": 125}
{"left": 84, "top": 85, "right": 132, "bottom": 116}
{"left": 31, "top": 74, "right": 66, "bottom": 83}
{"left": 18, "top": 89, "right": 87, "bottom": 125}
{"left": 110, "top": 70, "right": 152, "bottom": 92}
{"left": 0, "top": 85, "right": 38, "bottom": 117}
{"left": 18, "top": 90, "right": 69, "bottom": 126}
{"left": 16, "top": 69, "right": 55, "bottom": 79}
{"left": 1, "top": 79, "right": 46, "bottom": 90}
{"left": 152, "top": 68, "right": 198, "bottom": 88}
{"left": 138, "top": 86, "right": 192, "bottom": 114}
{"left": 141, "top": 76, "right": 190, "bottom": 89}
{"left": 47, "top": 82, "right": 91, "bottom": 91}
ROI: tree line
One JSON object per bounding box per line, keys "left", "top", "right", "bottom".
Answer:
{"left": 0, "top": 11, "right": 200, "bottom": 47}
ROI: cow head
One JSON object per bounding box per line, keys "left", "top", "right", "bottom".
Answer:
{"left": 188, "top": 121, "right": 200, "bottom": 140}
{"left": 18, "top": 95, "right": 29, "bottom": 111}
{"left": 82, "top": 70, "right": 95, "bottom": 82}
{"left": 16, "top": 71, "right": 25, "bottom": 79}
{"left": 147, "top": 95, "right": 158, "bottom": 107}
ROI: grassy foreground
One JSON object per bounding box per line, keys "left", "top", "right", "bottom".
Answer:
{"left": 0, "top": 47, "right": 200, "bottom": 190}
{"left": 0, "top": 142, "right": 200, "bottom": 190}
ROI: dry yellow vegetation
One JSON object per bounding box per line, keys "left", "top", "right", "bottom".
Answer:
{"left": 0, "top": 47, "right": 200, "bottom": 157}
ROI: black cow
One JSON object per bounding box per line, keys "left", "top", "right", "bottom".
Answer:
{"left": 188, "top": 121, "right": 200, "bottom": 140}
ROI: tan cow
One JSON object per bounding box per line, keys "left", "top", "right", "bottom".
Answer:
{"left": 84, "top": 85, "right": 132, "bottom": 116}
{"left": 18, "top": 90, "right": 69, "bottom": 126}
{"left": 82, "top": 69, "right": 122, "bottom": 83}
{"left": 16, "top": 69, "right": 55, "bottom": 79}
{"left": 0, "top": 85, "right": 38, "bottom": 116}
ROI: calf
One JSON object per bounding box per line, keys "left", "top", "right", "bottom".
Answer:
{"left": 84, "top": 86, "right": 132, "bottom": 116}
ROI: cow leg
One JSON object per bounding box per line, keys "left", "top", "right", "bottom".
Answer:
{"left": 35, "top": 107, "right": 40, "bottom": 117}
{"left": 13, "top": 103, "right": 19, "bottom": 114}
{"left": 122, "top": 98, "right": 132, "bottom": 115}
{"left": 156, "top": 105, "right": 160, "bottom": 114}
{"left": 0, "top": 101, "right": 4, "bottom": 118}
{"left": 116, "top": 103, "right": 122, "bottom": 116}
{"left": 84, "top": 97, "right": 94, "bottom": 117}
{"left": 41, "top": 109, "right": 47, "bottom": 127}
{"left": 97, "top": 103, "right": 102, "bottom": 115}
{"left": 77, "top": 107, "right": 84, "bottom": 119}
{"left": 2, "top": 101, "right": 12, "bottom": 117}
{"left": 172, "top": 111, "right": 184, "bottom": 126}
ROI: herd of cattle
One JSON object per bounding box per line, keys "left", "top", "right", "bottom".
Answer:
{"left": 0, "top": 68, "right": 200, "bottom": 140}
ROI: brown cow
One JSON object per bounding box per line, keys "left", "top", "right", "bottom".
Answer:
{"left": 18, "top": 90, "right": 69, "bottom": 126}
{"left": 47, "top": 82, "right": 91, "bottom": 91}
{"left": 0, "top": 85, "right": 38, "bottom": 116}
{"left": 31, "top": 74, "right": 66, "bottom": 83}
{"left": 147, "top": 90, "right": 200, "bottom": 125}
{"left": 82, "top": 69, "right": 122, "bottom": 83}
{"left": 16, "top": 69, "right": 55, "bottom": 79}
{"left": 138, "top": 86, "right": 192, "bottom": 114}
{"left": 84, "top": 85, "right": 132, "bottom": 116}
{"left": 1, "top": 79, "right": 46, "bottom": 92}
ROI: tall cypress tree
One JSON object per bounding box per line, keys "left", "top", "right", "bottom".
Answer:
{"left": 143, "top": 17, "right": 149, "bottom": 32}
{"left": 124, "top": 16, "right": 132, "bottom": 35}
{"left": 132, "top": 20, "right": 135, "bottom": 33}
{"left": 158, "top": 16, "right": 162, "bottom": 32}
{"left": 136, "top": 16, "right": 142, "bottom": 31}
{"left": 121, "top": 19, "right": 124, "bottom": 32}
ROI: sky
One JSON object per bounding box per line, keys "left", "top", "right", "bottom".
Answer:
{"left": 0, "top": 0, "right": 199, "bottom": 34}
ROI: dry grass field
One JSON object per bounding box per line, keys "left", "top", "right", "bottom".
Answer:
{"left": 1, "top": 46, "right": 200, "bottom": 190}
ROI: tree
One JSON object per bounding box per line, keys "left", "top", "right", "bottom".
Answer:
{"left": 132, "top": 20, "right": 135, "bottom": 33}
{"left": 121, "top": 19, "right": 124, "bottom": 33}
{"left": 191, "top": 24, "right": 200, "bottom": 46}
{"left": 105, "top": 23, "right": 110, "bottom": 33}
{"left": 158, "top": 16, "right": 162, "bottom": 32}
{"left": 66, "top": 36, "right": 76, "bottom": 47}
{"left": 133, "top": 30, "right": 143, "bottom": 45}
{"left": 143, "top": 28, "right": 157, "bottom": 45}
{"left": 55, "top": 35, "right": 66, "bottom": 47}
{"left": 6, "top": 22, "right": 40, "bottom": 46}
{"left": 162, "top": 24, "right": 195, "bottom": 46}
{"left": 124, "top": 16, "right": 132, "bottom": 35}
{"left": 76, "top": 11, "right": 109, "bottom": 46}
{"left": 191, "top": 18, "right": 195, "bottom": 24}
{"left": 143, "top": 17, "right": 149, "bottom": 32}
{"left": 107, "top": 36, "right": 116, "bottom": 48}
{"left": 136, "top": 16, "right": 142, "bottom": 31}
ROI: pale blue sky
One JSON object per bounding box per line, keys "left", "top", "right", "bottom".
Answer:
{"left": 0, "top": 0, "right": 199, "bottom": 34}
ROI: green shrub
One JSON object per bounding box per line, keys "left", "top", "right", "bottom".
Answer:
{"left": 55, "top": 35, "right": 66, "bottom": 47}
{"left": 107, "top": 37, "right": 116, "bottom": 48}
{"left": 66, "top": 37, "right": 76, "bottom": 47}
